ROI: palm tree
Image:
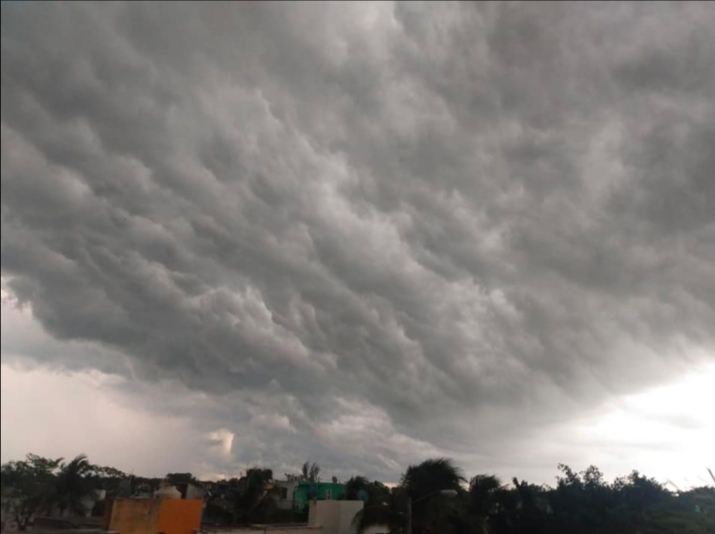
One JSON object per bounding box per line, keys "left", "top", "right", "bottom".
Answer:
{"left": 404, "top": 459, "right": 465, "bottom": 534}
{"left": 52, "top": 455, "right": 97, "bottom": 519}
{"left": 354, "top": 458, "right": 465, "bottom": 534}
{"left": 345, "top": 476, "right": 391, "bottom": 504}
{"left": 346, "top": 476, "right": 370, "bottom": 500}
{"left": 401, "top": 458, "right": 464, "bottom": 501}
{"left": 465, "top": 475, "right": 504, "bottom": 534}
{"left": 301, "top": 462, "right": 320, "bottom": 483}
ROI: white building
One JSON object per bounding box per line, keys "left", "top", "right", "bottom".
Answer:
{"left": 274, "top": 480, "right": 299, "bottom": 510}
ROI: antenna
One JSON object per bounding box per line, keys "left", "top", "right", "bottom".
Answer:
{"left": 665, "top": 480, "right": 681, "bottom": 492}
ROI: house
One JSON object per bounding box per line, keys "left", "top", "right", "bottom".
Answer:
{"left": 273, "top": 480, "right": 299, "bottom": 510}
{"left": 293, "top": 483, "right": 346, "bottom": 511}
{"left": 174, "top": 481, "right": 207, "bottom": 500}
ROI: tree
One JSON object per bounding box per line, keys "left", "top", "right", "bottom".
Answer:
{"left": 353, "top": 486, "right": 409, "bottom": 534}
{"left": 465, "top": 475, "right": 503, "bottom": 534}
{"left": 301, "top": 462, "right": 321, "bottom": 483}
{"left": 1, "top": 454, "right": 62, "bottom": 531}
{"left": 345, "top": 476, "right": 389, "bottom": 504}
{"left": 88, "top": 465, "right": 127, "bottom": 496}
{"left": 402, "top": 458, "right": 465, "bottom": 500}
{"left": 165, "top": 473, "right": 197, "bottom": 486}
{"left": 223, "top": 468, "right": 276, "bottom": 524}
{"left": 355, "top": 458, "right": 465, "bottom": 534}
{"left": 52, "top": 454, "right": 97, "bottom": 518}
{"left": 484, "top": 478, "right": 551, "bottom": 534}
{"left": 402, "top": 458, "right": 465, "bottom": 534}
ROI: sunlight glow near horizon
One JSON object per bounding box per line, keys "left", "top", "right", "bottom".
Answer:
{"left": 578, "top": 363, "right": 715, "bottom": 488}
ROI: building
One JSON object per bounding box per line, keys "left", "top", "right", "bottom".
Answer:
{"left": 197, "top": 500, "right": 381, "bottom": 534}
{"left": 174, "top": 481, "right": 208, "bottom": 501}
{"left": 293, "top": 483, "right": 346, "bottom": 511}
{"left": 104, "top": 497, "right": 204, "bottom": 534}
{"left": 273, "top": 480, "right": 299, "bottom": 510}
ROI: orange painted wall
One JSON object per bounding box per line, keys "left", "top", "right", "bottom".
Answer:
{"left": 156, "top": 499, "right": 204, "bottom": 534}
{"left": 106, "top": 499, "right": 161, "bottom": 534}
{"left": 106, "top": 498, "right": 203, "bottom": 534}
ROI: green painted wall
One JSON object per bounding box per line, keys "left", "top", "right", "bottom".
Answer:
{"left": 293, "top": 482, "right": 346, "bottom": 510}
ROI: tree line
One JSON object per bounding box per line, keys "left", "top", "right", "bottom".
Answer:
{"left": 349, "top": 459, "right": 715, "bottom": 534}
{"left": 0, "top": 454, "right": 122, "bottom": 531}
{"left": 1, "top": 454, "right": 713, "bottom": 534}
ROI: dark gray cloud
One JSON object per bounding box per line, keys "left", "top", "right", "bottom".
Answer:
{"left": 2, "top": 1, "right": 714, "bottom": 481}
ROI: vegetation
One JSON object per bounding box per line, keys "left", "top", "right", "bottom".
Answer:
{"left": 52, "top": 455, "right": 96, "bottom": 518}
{"left": 345, "top": 475, "right": 391, "bottom": 505}
{"left": 301, "top": 462, "right": 321, "bottom": 483}
{"left": 2, "top": 453, "right": 712, "bottom": 533}
{"left": 0, "top": 454, "right": 62, "bottom": 531}
{"left": 226, "top": 468, "right": 277, "bottom": 524}
{"left": 0, "top": 454, "right": 123, "bottom": 529}
{"left": 352, "top": 459, "right": 714, "bottom": 534}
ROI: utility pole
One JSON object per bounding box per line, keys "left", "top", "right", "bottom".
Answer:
{"left": 406, "top": 497, "right": 412, "bottom": 534}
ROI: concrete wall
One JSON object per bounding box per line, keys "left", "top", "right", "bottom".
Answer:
{"left": 184, "top": 484, "right": 206, "bottom": 501}
{"left": 274, "top": 481, "right": 298, "bottom": 510}
{"left": 261, "top": 528, "right": 320, "bottom": 534}
{"left": 105, "top": 498, "right": 203, "bottom": 534}
{"left": 308, "top": 501, "right": 364, "bottom": 534}
{"left": 199, "top": 527, "right": 321, "bottom": 534}
{"left": 175, "top": 483, "right": 206, "bottom": 501}
{"left": 156, "top": 499, "right": 204, "bottom": 534}
{"left": 105, "top": 498, "right": 162, "bottom": 534}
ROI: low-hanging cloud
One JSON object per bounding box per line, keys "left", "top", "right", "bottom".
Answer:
{"left": 2, "top": 2, "right": 714, "bottom": 481}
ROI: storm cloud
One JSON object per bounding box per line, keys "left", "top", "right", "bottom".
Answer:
{"left": 2, "top": 2, "right": 714, "bottom": 481}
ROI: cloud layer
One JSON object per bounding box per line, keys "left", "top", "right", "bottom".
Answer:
{"left": 2, "top": 2, "right": 714, "bottom": 481}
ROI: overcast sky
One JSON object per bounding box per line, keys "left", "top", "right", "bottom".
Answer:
{"left": 1, "top": 2, "right": 714, "bottom": 488}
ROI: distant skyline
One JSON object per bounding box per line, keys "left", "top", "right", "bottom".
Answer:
{"left": 1, "top": 2, "right": 714, "bottom": 488}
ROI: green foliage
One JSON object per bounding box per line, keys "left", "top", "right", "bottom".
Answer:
{"left": 1, "top": 453, "right": 126, "bottom": 529}
{"left": 353, "top": 460, "right": 713, "bottom": 534}
{"left": 165, "top": 472, "right": 197, "bottom": 485}
{"left": 402, "top": 458, "right": 465, "bottom": 501}
{"left": 52, "top": 454, "right": 98, "bottom": 518}
{"left": 301, "top": 462, "right": 321, "bottom": 483}
{"left": 206, "top": 468, "right": 277, "bottom": 525}
{"left": 345, "top": 476, "right": 391, "bottom": 505}
{"left": 0, "top": 454, "right": 62, "bottom": 530}
{"left": 355, "top": 458, "right": 466, "bottom": 534}
{"left": 403, "top": 458, "right": 466, "bottom": 534}
{"left": 4, "top": 453, "right": 712, "bottom": 533}
{"left": 485, "top": 465, "right": 714, "bottom": 534}
{"left": 87, "top": 465, "right": 127, "bottom": 495}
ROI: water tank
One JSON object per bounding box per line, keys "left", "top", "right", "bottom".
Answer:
{"left": 154, "top": 485, "right": 182, "bottom": 499}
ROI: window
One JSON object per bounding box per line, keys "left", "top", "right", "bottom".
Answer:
{"left": 279, "top": 487, "right": 288, "bottom": 499}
